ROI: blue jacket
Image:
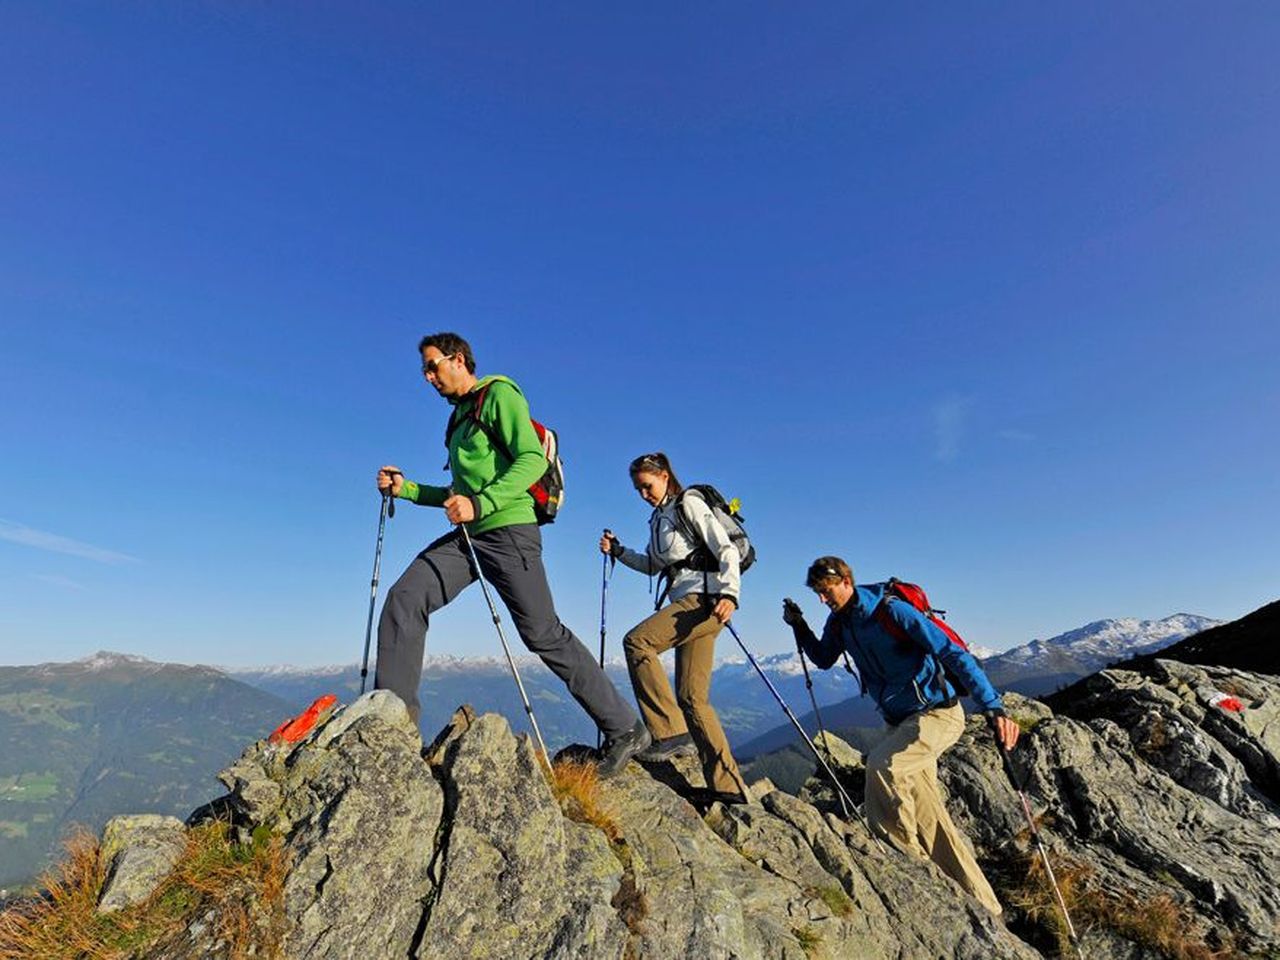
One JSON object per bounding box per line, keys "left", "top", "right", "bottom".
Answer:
{"left": 798, "top": 583, "right": 1004, "bottom": 725}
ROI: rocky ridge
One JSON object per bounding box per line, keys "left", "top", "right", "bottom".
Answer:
{"left": 45, "top": 651, "right": 1280, "bottom": 959}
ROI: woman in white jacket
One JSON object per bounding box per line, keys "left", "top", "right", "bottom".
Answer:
{"left": 599, "top": 452, "right": 749, "bottom": 804}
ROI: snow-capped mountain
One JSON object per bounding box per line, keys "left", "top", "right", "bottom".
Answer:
{"left": 225, "top": 650, "right": 852, "bottom": 754}
{"left": 735, "top": 612, "right": 1221, "bottom": 762}
{"left": 980, "top": 613, "right": 1222, "bottom": 696}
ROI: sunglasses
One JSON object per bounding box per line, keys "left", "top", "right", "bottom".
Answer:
{"left": 421, "top": 353, "right": 458, "bottom": 376}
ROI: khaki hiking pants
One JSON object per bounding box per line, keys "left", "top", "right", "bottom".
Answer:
{"left": 865, "top": 702, "right": 1003, "bottom": 915}
{"left": 624, "top": 594, "right": 749, "bottom": 797}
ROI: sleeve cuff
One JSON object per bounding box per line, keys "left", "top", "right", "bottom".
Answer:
{"left": 398, "top": 480, "right": 420, "bottom": 502}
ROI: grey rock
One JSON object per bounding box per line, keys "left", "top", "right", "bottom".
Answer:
{"left": 423, "top": 702, "right": 478, "bottom": 768}
{"left": 755, "top": 790, "right": 1037, "bottom": 960}
{"left": 419, "top": 711, "right": 629, "bottom": 960}
{"left": 97, "top": 814, "right": 186, "bottom": 912}
{"left": 220, "top": 690, "right": 443, "bottom": 960}
{"left": 95, "top": 656, "right": 1280, "bottom": 959}
{"left": 796, "top": 730, "right": 866, "bottom": 810}
{"left": 939, "top": 660, "right": 1280, "bottom": 957}
{"left": 607, "top": 764, "right": 814, "bottom": 959}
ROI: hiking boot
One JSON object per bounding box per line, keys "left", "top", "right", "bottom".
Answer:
{"left": 597, "top": 720, "right": 652, "bottom": 779}
{"left": 636, "top": 733, "right": 696, "bottom": 763}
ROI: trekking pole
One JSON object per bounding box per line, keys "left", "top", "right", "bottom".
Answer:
{"left": 455, "top": 517, "right": 552, "bottom": 774}
{"left": 358, "top": 491, "right": 392, "bottom": 695}
{"left": 724, "top": 622, "right": 880, "bottom": 847}
{"left": 597, "top": 530, "right": 615, "bottom": 750}
{"left": 995, "top": 737, "right": 1085, "bottom": 960}
{"left": 784, "top": 598, "right": 841, "bottom": 774}
{"left": 795, "top": 642, "right": 836, "bottom": 765}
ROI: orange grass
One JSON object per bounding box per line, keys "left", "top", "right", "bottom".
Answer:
{"left": 0, "top": 822, "right": 287, "bottom": 960}
{"left": 550, "top": 759, "right": 621, "bottom": 842}
{"left": 1001, "top": 847, "right": 1239, "bottom": 960}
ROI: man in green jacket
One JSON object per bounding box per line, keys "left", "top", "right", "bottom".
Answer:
{"left": 375, "top": 332, "right": 650, "bottom": 776}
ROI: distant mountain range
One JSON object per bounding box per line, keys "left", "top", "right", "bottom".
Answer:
{"left": 0, "top": 610, "right": 1224, "bottom": 891}
{"left": 224, "top": 652, "right": 854, "bottom": 755}
{"left": 980, "top": 613, "right": 1220, "bottom": 695}
{"left": 736, "top": 612, "right": 1221, "bottom": 763}
{"left": 0, "top": 654, "right": 289, "bottom": 889}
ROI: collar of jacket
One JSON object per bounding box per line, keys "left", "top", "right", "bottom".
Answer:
{"left": 842, "top": 584, "right": 888, "bottom": 624}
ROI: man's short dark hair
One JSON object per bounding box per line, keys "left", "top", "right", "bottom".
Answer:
{"left": 419, "top": 332, "right": 476, "bottom": 374}
{"left": 806, "top": 556, "right": 853, "bottom": 590}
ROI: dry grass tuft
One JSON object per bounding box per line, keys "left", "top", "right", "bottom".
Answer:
{"left": 550, "top": 759, "right": 650, "bottom": 939}
{"left": 0, "top": 821, "right": 287, "bottom": 960}
{"left": 550, "top": 759, "right": 621, "bottom": 843}
{"left": 1001, "top": 846, "right": 1238, "bottom": 960}
{"left": 792, "top": 924, "right": 823, "bottom": 956}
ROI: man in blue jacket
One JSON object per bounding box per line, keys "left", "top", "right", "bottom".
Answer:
{"left": 783, "top": 556, "right": 1018, "bottom": 915}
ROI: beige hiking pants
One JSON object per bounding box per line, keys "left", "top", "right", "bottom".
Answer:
{"left": 623, "top": 594, "right": 749, "bottom": 796}
{"left": 865, "top": 703, "right": 1003, "bottom": 914}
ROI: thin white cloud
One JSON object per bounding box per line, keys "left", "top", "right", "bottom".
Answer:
{"left": 0, "top": 519, "right": 139, "bottom": 565}
{"left": 932, "top": 396, "right": 971, "bottom": 462}
{"left": 32, "top": 573, "right": 87, "bottom": 591}
{"left": 997, "top": 429, "right": 1036, "bottom": 442}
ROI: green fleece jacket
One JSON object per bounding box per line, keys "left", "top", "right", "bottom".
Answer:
{"left": 397, "top": 375, "right": 547, "bottom": 534}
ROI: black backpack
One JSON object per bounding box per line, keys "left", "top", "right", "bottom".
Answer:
{"left": 670, "top": 484, "right": 756, "bottom": 574}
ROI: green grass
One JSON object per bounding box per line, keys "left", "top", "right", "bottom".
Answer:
{"left": 0, "top": 821, "right": 29, "bottom": 839}
{"left": 143, "top": 751, "right": 195, "bottom": 765}
{"left": 0, "top": 694, "right": 82, "bottom": 732}
{"left": 0, "top": 772, "right": 59, "bottom": 803}
{"left": 806, "top": 884, "right": 854, "bottom": 918}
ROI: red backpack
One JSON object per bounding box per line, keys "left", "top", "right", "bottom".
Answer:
{"left": 445, "top": 378, "right": 564, "bottom": 525}
{"left": 872, "top": 578, "right": 972, "bottom": 694}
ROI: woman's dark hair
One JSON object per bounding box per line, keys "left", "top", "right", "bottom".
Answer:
{"left": 628, "top": 451, "right": 683, "bottom": 496}
{"left": 418, "top": 332, "right": 477, "bottom": 374}
{"left": 806, "top": 556, "right": 853, "bottom": 590}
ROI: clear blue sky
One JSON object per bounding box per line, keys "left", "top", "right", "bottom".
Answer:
{"left": 2, "top": 3, "right": 1277, "bottom": 667}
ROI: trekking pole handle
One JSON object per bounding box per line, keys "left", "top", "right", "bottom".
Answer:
{"left": 601, "top": 529, "right": 621, "bottom": 563}
{"left": 989, "top": 717, "right": 1027, "bottom": 790}
{"left": 382, "top": 468, "right": 403, "bottom": 518}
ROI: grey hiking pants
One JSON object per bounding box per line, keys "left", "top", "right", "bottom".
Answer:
{"left": 374, "top": 523, "right": 637, "bottom": 740}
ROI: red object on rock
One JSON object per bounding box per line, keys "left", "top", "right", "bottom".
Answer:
{"left": 269, "top": 694, "right": 340, "bottom": 743}
{"left": 1208, "top": 692, "right": 1245, "bottom": 713}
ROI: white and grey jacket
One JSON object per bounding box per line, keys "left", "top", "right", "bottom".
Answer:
{"left": 616, "top": 490, "right": 741, "bottom": 606}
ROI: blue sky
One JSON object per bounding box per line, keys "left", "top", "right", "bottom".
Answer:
{"left": 2, "top": 3, "right": 1277, "bottom": 667}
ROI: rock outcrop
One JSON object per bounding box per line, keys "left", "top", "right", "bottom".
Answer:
{"left": 56, "top": 651, "right": 1279, "bottom": 959}
{"left": 938, "top": 659, "right": 1280, "bottom": 958}
{"left": 97, "top": 815, "right": 187, "bottom": 913}
{"left": 170, "top": 690, "right": 1035, "bottom": 959}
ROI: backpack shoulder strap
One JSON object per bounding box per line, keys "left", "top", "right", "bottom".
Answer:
{"left": 874, "top": 595, "right": 914, "bottom": 646}
{"left": 445, "top": 378, "right": 515, "bottom": 449}
{"left": 672, "top": 488, "right": 711, "bottom": 543}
